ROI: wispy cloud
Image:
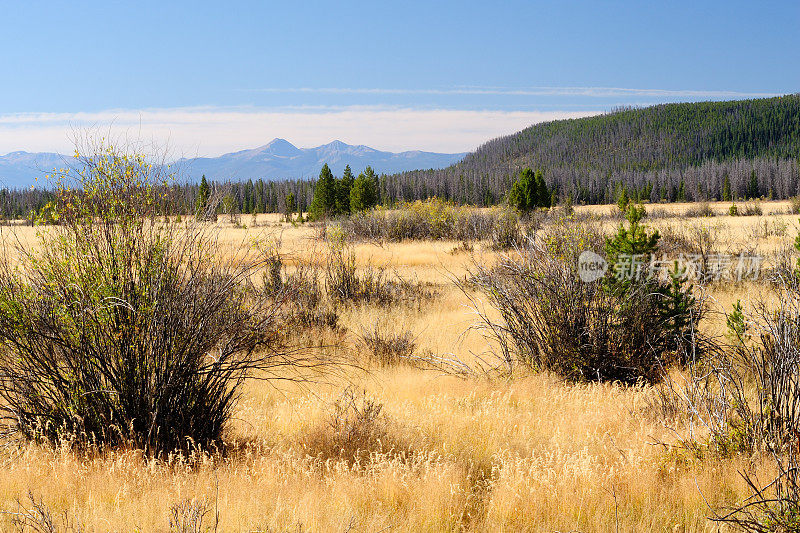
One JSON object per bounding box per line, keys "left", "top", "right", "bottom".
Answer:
{"left": 241, "top": 86, "right": 783, "bottom": 99}
{"left": 0, "top": 106, "right": 599, "bottom": 156}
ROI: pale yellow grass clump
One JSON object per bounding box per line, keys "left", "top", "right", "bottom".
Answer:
{"left": 0, "top": 202, "right": 795, "bottom": 531}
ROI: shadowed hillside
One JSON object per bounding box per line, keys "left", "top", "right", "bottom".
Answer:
{"left": 386, "top": 95, "right": 800, "bottom": 205}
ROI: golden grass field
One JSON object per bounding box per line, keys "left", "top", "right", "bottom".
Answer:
{"left": 0, "top": 201, "right": 796, "bottom": 532}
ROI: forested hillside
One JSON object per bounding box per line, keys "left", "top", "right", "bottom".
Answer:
{"left": 386, "top": 95, "right": 800, "bottom": 205}
{"left": 2, "top": 96, "right": 800, "bottom": 220}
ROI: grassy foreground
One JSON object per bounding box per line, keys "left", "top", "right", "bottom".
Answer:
{"left": 0, "top": 203, "right": 795, "bottom": 531}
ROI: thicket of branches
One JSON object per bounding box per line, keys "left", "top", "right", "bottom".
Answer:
{"left": 459, "top": 210, "right": 704, "bottom": 383}
{"left": 0, "top": 139, "right": 306, "bottom": 455}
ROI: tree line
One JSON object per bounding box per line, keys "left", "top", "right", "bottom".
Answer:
{"left": 2, "top": 95, "right": 799, "bottom": 220}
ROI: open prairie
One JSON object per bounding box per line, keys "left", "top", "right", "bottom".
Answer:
{"left": 0, "top": 200, "right": 795, "bottom": 532}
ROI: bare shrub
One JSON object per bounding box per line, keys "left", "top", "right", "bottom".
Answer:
{"left": 789, "top": 196, "right": 800, "bottom": 215}
{"left": 765, "top": 240, "right": 798, "bottom": 283}
{"left": 686, "top": 222, "right": 722, "bottom": 279}
{"left": 655, "top": 222, "right": 694, "bottom": 256}
{"left": 684, "top": 202, "right": 716, "bottom": 218}
{"left": 740, "top": 202, "right": 764, "bottom": 216}
{"left": 448, "top": 241, "right": 475, "bottom": 255}
{"left": 662, "top": 279, "right": 800, "bottom": 530}
{"left": 0, "top": 140, "right": 305, "bottom": 456}
{"left": 747, "top": 217, "right": 789, "bottom": 241}
{"left": 324, "top": 241, "right": 436, "bottom": 307}
{"left": 357, "top": 322, "right": 417, "bottom": 366}
{"left": 169, "top": 498, "right": 215, "bottom": 533}
{"left": 5, "top": 492, "right": 84, "bottom": 533}
{"left": 301, "top": 387, "right": 391, "bottom": 464}
{"left": 459, "top": 218, "right": 705, "bottom": 383}
{"left": 260, "top": 244, "right": 339, "bottom": 331}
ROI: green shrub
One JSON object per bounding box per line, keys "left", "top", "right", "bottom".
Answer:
{"left": 508, "top": 168, "right": 550, "bottom": 211}
{"left": 0, "top": 141, "right": 294, "bottom": 455}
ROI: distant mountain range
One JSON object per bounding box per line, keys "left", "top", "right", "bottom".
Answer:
{"left": 0, "top": 139, "right": 466, "bottom": 188}
{"left": 0, "top": 151, "right": 71, "bottom": 188}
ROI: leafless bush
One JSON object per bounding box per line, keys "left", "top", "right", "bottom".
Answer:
{"left": 448, "top": 241, "right": 475, "bottom": 255}
{"left": 740, "top": 202, "right": 764, "bottom": 217}
{"left": 170, "top": 498, "right": 215, "bottom": 533}
{"left": 789, "top": 196, "right": 800, "bottom": 215}
{"left": 301, "top": 387, "right": 390, "bottom": 464}
{"left": 357, "top": 322, "right": 417, "bottom": 366}
{"left": 765, "top": 241, "right": 798, "bottom": 283}
{"left": 324, "top": 243, "right": 436, "bottom": 307}
{"left": 686, "top": 222, "right": 722, "bottom": 278}
{"left": 260, "top": 245, "right": 339, "bottom": 331}
{"left": 458, "top": 220, "right": 705, "bottom": 382}
{"left": 684, "top": 202, "right": 716, "bottom": 218}
{"left": 655, "top": 223, "right": 694, "bottom": 256}
{"left": 5, "top": 492, "right": 84, "bottom": 533}
{"left": 662, "top": 279, "right": 800, "bottom": 530}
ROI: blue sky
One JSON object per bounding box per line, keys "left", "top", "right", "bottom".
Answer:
{"left": 1, "top": 0, "right": 797, "bottom": 155}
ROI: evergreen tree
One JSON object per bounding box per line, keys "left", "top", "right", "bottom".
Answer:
{"left": 285, "top": 192, "right": 296, "bottom": 222}
{"left": 244, "top": 179, "right": 255, "bottom": 214}
{"left": 747, "top": 169, "right": 760, "bottom": 199}
{"left": 536, "top": 171, "right": 551, "bottom": 207}
{"left": 365, "top": 167, "right": 379, "bottom": 204}
{"left": 604, "top": 204, "right": 694, "bottom": 353}
{"left": 722, "top": 173, "right": 732, "bottom": 201}
{"left": 336, "top": 164, "right": 354, "bottom": 215}
{"left": 309, "top": 164, "right": 337, "bottom": 220}
{"left": 350, "top": 169, "right": 379, "bottom": 212}
{"left": 604, "top": 204, "right": 659, "bottom": 290}
{"left": 617, "top": 187, "right": 630, "bottom": 213}
{"left": 254, "top": 179, "right": 266, "bottom": 213}
{"left": 508, "top": 168, "right": 549, "bottom": 211}
{"left": 196, "top": 175, "right": 210, "bottom": 212}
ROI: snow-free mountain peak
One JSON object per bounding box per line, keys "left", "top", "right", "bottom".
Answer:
{"left": 177, "top": 140, "right": 465, "bottom": 181}
{"left": 0, "top": 141, "right": 466, "bottom": 187}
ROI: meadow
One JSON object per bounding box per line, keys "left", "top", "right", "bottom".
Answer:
{"left": 0, "top": 200, "right": 797, "bottom": 532}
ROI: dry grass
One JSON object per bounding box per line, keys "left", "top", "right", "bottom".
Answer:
{"left": 0, "top": 202, "right": 797, "bottom": 530}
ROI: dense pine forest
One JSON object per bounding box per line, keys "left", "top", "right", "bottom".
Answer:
{"left": 389, "top": 94, "right": 800, "bottom": 205}
{"left": 2, "top": 95, "right": 799, "bottom": 220}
